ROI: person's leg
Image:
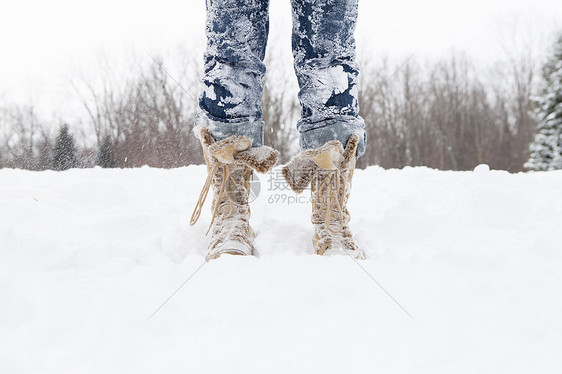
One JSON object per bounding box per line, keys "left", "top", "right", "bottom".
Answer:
{"left": 197, "top": 0, "right": 270, "bottom": 147}
{"left": 290, "top": 0, "right": 366, "bottom": 158}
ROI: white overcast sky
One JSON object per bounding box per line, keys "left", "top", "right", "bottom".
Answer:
{"left": 1, "top": 0, "right": 561, "bottom": 118}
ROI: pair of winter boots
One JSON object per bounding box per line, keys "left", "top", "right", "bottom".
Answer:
{"left": 190, "top": 126, "right": 365, "bottom": 261}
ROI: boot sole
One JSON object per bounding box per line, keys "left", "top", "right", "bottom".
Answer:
{"left": 206, "top": 249, "right": 251, "bottom": 261}
{"left": 320, "top": 248, "right": 366, "bottom": 260}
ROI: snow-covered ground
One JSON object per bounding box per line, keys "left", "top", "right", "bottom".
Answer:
{"left": 1, "top": 165, "right": 561, "bottom": 373}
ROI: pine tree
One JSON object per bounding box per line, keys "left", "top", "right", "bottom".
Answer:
{"left": 36, "top": 136, "right": 53, "bottom": 171}
{"left": 525, "top": 34, "right": 562, "bottom": 171}
{"left": 96, "top": 135, "right": 116, "bottom": 168}
{"left": 52, "top": 124, "right": 78, "bottom": 171}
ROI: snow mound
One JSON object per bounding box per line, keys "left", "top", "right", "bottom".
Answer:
{"left": 1, "top": 166, "right": 561, "bottom": 373}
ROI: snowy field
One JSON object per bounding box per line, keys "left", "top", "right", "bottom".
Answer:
{"left": 1, "top": 165, "right": 561, "bottom": 373}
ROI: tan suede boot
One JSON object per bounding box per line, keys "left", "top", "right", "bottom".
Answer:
{"left": 282, "top": 134, "right": 365, "bottom": 259}
{"left": 190, "top": 126, "right": 278, "bottom": 261}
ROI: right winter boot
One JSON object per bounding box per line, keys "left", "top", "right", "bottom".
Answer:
{"left": 190, "top": 126, "right": 278, "bottom": 261}
{"left": 282, "top": 134, "right": 365, "bottom": 259}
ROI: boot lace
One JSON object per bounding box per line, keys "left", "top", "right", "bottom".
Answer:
{"left": 313, "top": 169, "right": 345, "bottom": 234}
{"left": 190, "top": 163, "right": 248, "bottom": 235}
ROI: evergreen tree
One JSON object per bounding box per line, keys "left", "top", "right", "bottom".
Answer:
{"left": 52, "top": 124, "right": 78, "bottom": 171}
{"left": 96, "top": 135, "right": 116, "bottom": 168}
{"left": 36, "top": 136, "right": 53, "bottom": 171}
{"left": 525, "top": 34, "right": 562, "bottom": 171}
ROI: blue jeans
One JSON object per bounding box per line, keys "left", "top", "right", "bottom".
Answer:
{"left": 197, "top": 0, "right": 366, "bottom": 157}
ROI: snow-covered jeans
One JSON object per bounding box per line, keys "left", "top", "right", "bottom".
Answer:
{"left": 196, "top": 0, "right": 366, "bottom": 157}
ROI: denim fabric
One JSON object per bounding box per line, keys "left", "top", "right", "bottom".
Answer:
{"left": 198, "top": 0, "right": 366, "bottom": 157}
{"left": 195, "top": 112, "right": 265, "bottom": 147}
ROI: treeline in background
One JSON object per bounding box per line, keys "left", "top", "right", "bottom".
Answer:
{"left": 1, "top": 31, "right": 561, "bottom": 172}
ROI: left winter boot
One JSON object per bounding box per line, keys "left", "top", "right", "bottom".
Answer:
{"left": 190, "top": 125, "right": 278, "bottom": 261}
{"left": 282, "top": 134, "right": 365, "bottom": 259}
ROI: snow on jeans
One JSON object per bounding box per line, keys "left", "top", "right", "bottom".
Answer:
{"left": 196, "top": 0, "right": 366, "bottom": 157}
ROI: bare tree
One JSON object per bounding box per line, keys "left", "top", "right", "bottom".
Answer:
{"left": 489, "top": 14, "right": 549, "bottom": 170}
{"left": 71, "top": 49, "right": 203, "bottom": 168}
{"left": 357, "top": 50, "right": 537, "bottom": 171}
